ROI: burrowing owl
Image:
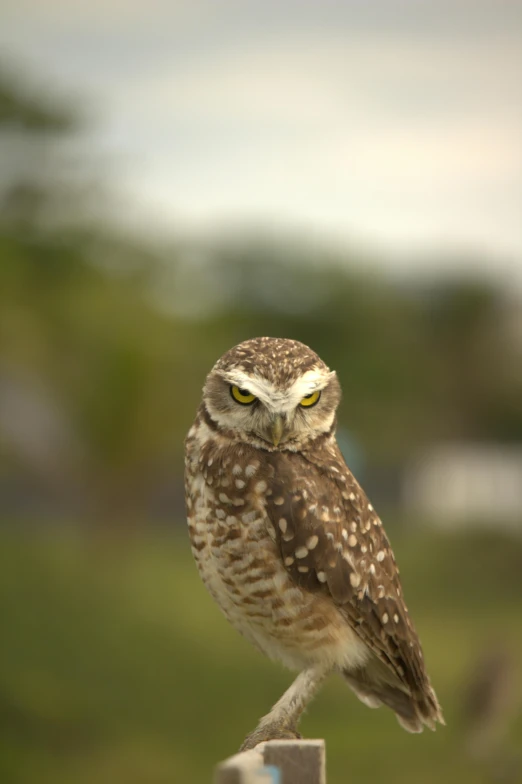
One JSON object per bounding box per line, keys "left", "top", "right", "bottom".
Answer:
{"left": 184, "top": 337, "right": 443, "bottom": 750}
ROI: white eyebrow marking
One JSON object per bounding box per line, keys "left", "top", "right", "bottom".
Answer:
{"left": 223, "top": 369, "right": 335, "bottom": 411}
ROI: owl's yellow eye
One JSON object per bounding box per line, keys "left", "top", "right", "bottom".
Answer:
{"left": 300, "top": 390, "right": 321, "bottom": 408}
{"left": 231, "top": 385, "right": 257, "bottom": 405}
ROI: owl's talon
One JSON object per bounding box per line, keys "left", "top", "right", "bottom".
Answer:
{"left": 239, "top": 723, "right": 302, "bottom": 751}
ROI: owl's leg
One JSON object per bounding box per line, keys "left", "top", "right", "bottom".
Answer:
{"left": 240, "top": 663, "right": 330, "bottom": 751}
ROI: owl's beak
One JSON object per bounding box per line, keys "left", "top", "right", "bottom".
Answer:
{"left": 270, "top": 415, "right": 285, "bottom": 447}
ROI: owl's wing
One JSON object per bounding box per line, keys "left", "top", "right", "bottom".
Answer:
{"left": 265, "top": 447, "right": 437, "bottom": 719}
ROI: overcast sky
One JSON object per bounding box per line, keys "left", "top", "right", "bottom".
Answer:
{"left": 2, "top": 0, "right": 522, "bottom": 284}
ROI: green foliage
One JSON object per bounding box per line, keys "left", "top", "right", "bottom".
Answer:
{"left": 0, "top": 526, "right": 520, "bottom": 784}
{"left": 0, "top": 67, "right": 74, "bottom": 132}
{"left": 1, "top": 62, "right": 522, "bottom": 520}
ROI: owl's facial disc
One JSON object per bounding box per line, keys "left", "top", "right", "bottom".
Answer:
{"left": 203, "top": 366, "right": 340, "bottom": 450}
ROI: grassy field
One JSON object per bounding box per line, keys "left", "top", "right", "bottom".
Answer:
{"left": 0, "top": 523, "right": 521, "bottom": 784}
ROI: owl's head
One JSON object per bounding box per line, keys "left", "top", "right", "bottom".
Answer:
{"left": 202, "top": 337, "right": 341, "bottom": 450}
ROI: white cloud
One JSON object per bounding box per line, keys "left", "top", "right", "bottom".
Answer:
{"left": 1, "top": 0, "right": 521, "bottom": 276}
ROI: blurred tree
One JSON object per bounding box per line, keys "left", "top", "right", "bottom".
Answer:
{"left": 0, "top": 65, "right": 182, "bottom": 527}
{"left": 1, "top": 64, "right": 521, "bottom": 529}
{"left": 422, "top": 279, "right": 522, "bottom": 442}
{"left": 0, "top": 68, "right": 74, "bottom": 130}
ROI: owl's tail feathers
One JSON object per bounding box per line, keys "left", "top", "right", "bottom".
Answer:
{"left": 342, "top": 664, "right": 445, "bottom": 733}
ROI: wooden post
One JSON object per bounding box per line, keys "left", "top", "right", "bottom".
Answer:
{"left": 214, "top": 739, "right": 326, "bottom": 784}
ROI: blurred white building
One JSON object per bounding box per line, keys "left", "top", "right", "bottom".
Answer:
{"left": 404, "top": 444, "right": 522, "bottom": 529}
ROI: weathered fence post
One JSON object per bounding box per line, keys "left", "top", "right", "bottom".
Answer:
{"left": 214, "top": 739, "right": 326, "bottom": 784}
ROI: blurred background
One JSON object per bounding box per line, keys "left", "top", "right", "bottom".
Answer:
{"left": 1, "top": 2, "right": 521, "bottom": 783}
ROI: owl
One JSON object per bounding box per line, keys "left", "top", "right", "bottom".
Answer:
{"left": 184, "top": 337, "right": 443, "bottom": 750}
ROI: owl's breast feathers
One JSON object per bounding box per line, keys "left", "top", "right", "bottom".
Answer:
{"left": 185, "top": 419, "right": 442, "bottom": 726}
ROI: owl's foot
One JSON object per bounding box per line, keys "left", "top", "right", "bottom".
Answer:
{"left": 239, "top": 722, "right": 302, "bottom": 752}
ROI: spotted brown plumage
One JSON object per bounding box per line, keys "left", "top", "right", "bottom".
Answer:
{"left": 184, "top": 337, "right": 444, "bottom": 749}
